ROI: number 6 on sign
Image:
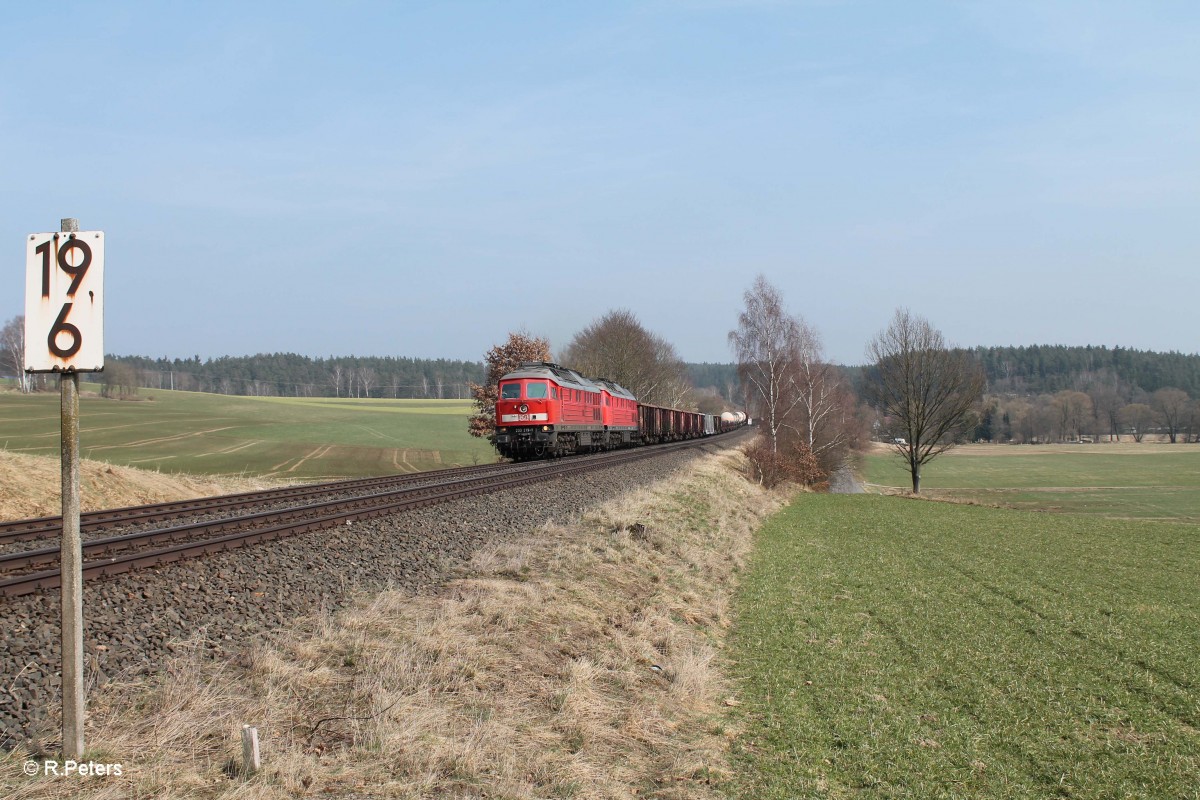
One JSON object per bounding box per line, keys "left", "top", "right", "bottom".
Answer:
{"left": 24, "top": 231, "right": 105, "bottom": 372}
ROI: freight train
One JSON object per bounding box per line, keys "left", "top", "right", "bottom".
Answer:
{"left": 493, "top": 361, "right": 746, "bottom": 460}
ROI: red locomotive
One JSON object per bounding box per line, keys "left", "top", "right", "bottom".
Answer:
{"left": 493, "top": 362, "right": 745, "bottom": 460}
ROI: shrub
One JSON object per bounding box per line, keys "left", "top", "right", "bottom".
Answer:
{"left": 745, "top": 435, "right": 828, "bottom": 490}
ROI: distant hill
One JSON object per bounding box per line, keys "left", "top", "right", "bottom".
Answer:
{"left": 972, "top": 345, "right": 1200, "bottom": 397}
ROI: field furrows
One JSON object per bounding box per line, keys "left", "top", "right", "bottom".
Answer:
{"left": 728, "top": 494, "right": 1199, "bottom": 798}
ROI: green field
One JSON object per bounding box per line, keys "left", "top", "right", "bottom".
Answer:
{"left": 0, "top": 385, "right": 496, "bottom": 480}
{"left": 726, "top": 495, "right": 1199, "bottom": 799}
{"left": 864, "top": 444, "right": 1200, "bottom": 522}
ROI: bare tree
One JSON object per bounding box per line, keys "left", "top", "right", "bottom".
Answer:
{"left": 1007, "top": 396, "right": 1048, "bottom": 444}
{"left": 1152, "top": 388, "right": 1191, "bottom": 443}
{"left": 1120, "top": 403, "right": 1154, "bottom": 442}
{"left": 329, "top": 365, "right": 344, "bottom": 398}
{"left": 789, "top": 322, "right": 855, "bottom": 473}
{"left": 1052, "top": 390, "right": 1093, "bottom": 442}
{"left": 0, "top": 315, "right": 29, "bottom": 392}
{"left": 101, "top": 362, "right": 139, "bottom": 399}
{"left": 358, "top": 367, "right": 377, "bottom": 399}
{"left": 560, "top": 309, "right": 690, "bottom": 407}
{"left": 728, "top": 277, "right": 806, "bottom": 454}
{"left": 1002, "top": 397, "right": 1033, "bottom": 443}
{"left": 468, "top": 332, "right": 553, "bottom": 440}
{"left": 1087, "top": 380, "right": 1125, "bottom": 442}
{"left": 866, "top": 309, "right": 985, "bottom": 492}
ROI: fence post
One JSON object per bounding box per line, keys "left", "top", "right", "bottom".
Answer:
{"left": 58, "top": 216, "right": 85, "bottom": 760}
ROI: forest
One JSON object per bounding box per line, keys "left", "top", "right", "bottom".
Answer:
{"left": 96, "top": 353, "right": 485, "bottom": 400}
{"left": 973, "top": 344, "right": 1200, "bottom": 397}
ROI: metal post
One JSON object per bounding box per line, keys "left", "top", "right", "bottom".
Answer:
{"left": 59, "top": 216, "right": 85, "bottom": 759}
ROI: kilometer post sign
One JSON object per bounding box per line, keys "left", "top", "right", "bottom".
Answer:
{"left": 24, "top": 231, "right": 104, "bottom": 372}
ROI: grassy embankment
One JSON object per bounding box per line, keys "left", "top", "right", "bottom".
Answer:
{"left": 2, "top": 446, "right": 778, "bottom": 800}
{"left": 725, "top": 445, "right": 1200, "bottom": 798}
{"left": 0, "top": 384, "right": 495, "bottom": 483}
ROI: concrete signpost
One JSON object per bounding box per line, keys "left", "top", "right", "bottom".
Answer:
{"left": 23, "top": 218, "right": 104, "bottom": 759}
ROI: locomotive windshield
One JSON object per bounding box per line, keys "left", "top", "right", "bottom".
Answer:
{"left": 500, "top": 383, "right": 520, "bottom": 400}
{"left": 525, "top": 382, "right": 549, "bottom": 399}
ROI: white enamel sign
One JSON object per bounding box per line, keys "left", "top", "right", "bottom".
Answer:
{"left": 24, "top": 231, "right": 105, "bottom": 372}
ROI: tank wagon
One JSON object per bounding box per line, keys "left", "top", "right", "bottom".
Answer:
{"left": 493, "top": 361, "right": 744, "bottom": 460}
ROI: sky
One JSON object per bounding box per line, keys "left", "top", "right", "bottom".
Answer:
{"left": 2, "top": 1, "right": 1197, "bottom": 366}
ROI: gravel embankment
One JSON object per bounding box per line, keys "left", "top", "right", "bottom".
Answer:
{"left": 0, "top": 437, "right": 746, "bottom": 751}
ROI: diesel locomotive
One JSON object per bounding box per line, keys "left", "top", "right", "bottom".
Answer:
{"left": 492, "top": 361, "right": 746, "bottom": 460}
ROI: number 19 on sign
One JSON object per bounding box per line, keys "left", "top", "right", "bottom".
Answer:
{"left": 25, "top": 231, "right": 105, "bottom": 372}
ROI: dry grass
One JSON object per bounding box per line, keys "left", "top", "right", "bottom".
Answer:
{"left": 2, "top": 446, "right": 783, "bottom": 799}
{"left": 0, "top": 450, "right": 282, "bottom": 520}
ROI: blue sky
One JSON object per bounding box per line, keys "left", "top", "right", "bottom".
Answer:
{"left": 2, "top": 1, "right": 1196, "bottom": 365}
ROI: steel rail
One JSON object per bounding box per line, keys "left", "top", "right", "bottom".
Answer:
{"left": 0, "top": 462, "right": 514, "bottom": 545}
{"left": 0, "top": 434, "right": 733, "bottom": 599}
{"left": 0, "top": 456, "right": 594, "bottom": 575}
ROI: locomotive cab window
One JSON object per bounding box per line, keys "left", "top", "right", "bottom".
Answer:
{"left": 500, "top": 383, "right": 520, "bottom": 400}
{"left": 526, "top": 382, "right": 549, "bottom": 399}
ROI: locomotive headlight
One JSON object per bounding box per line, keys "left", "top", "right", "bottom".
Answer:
{"left": 519, "top": 404, "right": 528, "bottom": 413}
{"left": 542, "top": 425, "right": 550, "bottom": 431}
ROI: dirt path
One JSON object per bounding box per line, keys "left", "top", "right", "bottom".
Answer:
{"left": 829, "top": 464, "right": 865, "bottom": 493}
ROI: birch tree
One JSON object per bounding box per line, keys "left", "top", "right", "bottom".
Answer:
{"left": 1, "top": 316, "right": 29, "bottom": 392}
{"left": 791, "top": 324, "right": 855, "bottom": 472}
{"left": 728, "top": 276, "right": 805, "bottom": 454}
{"left": 358, "top": 367, "right": 377, "bottom": 398}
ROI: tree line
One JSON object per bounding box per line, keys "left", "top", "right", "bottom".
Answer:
{"left": 973, "top": 344, "right": 1200, "bottom": 397}
{"left": 976, "top": 385, "right": 1200, "bottom": 444}
{"left": 103, "top": 353, "right": 486, "bottom": 399}
{"left": 0, "top": 317, "right": 487, "bottom": 400}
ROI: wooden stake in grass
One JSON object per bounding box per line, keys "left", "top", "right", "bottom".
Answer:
{"left": 241, "top": 724, "right": 261, "bottom": 776}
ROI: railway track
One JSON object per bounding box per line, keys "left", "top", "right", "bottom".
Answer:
{"left": 0, "top": 435, "right": 729, "bottom": 599}
{"left": 0, "top": 462, "right": 519, "bottom": 546}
